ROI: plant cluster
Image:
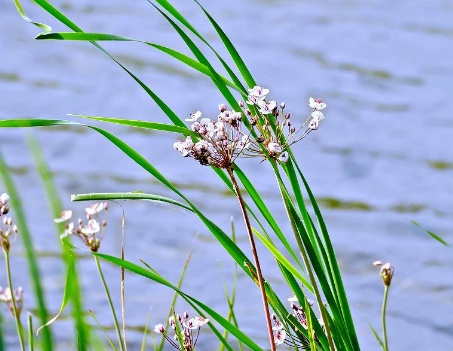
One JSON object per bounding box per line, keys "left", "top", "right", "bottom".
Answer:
{"left": 0, "top": 0, "right": 403, "bottom": 351}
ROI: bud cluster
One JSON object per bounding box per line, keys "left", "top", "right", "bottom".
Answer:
{"left": 54, "top": 202, "right": 108, "bottom": 252}
{"left": 0, "top": 193, "right": 18, "bottom": 252}
{"left": 174, "top": 86, "right": 327, "bottom": 168}
{"left": 154, "top": 311, "right": 209, "bottom": 351}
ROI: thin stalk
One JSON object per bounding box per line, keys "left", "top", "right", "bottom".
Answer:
{"left": 226, "top": 167, "right": 276, "bottom": 351}
{"left": 120, "top": 210, "right": 127, "bottom": 350}
{"left": 94, "top": 255, "right": 126, "bottom": 351}
{"left": 381, "top": 286, "right": 390, "bottom": 351}
{"left": 3, "top": 249, "right": 25, "bottom": 351}
{"left": 27, "top": 313, "right": 34, "bottom": 351}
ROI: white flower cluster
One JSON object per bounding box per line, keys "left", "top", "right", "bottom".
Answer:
{"left": 272, "top": 296, "right": 321, "bottom": 347}
{"left": 174, "top": 104, "right": 249, "bottom": 168}
{"left": 0, "top": 286, "right": 24, "bottom": 318}
{"left": 154, "top": 311, "right": 209, "bottom": 351}
{"left": 54, "top": 202, "right": 108, "bottom": 252}
{"left": 174, "top": 86, "right": 327, "bottom": 168}
{"left": 0, "top": 192, "right": 18, "bottom": 252}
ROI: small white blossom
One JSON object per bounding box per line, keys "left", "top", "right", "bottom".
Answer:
{"left": 267, "top": 142, "right": 282, "bottom": 154}
{"left": 278, "top": 151, "right": 289, "bottom": 163}
{"left": 174, "top": 137, "right": 194, "bottom": 157}
{"left": 258, "top": 100, "right": 277, "bottom": 115}
{"left": 309, "top": 97, "right": 327, "bottom": 110}
{"left": 0, "top": 193, "right": 9, "bottom": 205}
{"left": 185, "top": 110, "right": 202, "bottom": 122}
{"left": 308, "top": 110, "right": 325, "bottom": 130}
{"left": 183, "top": 318, "right": 199, "bottom": 329}
{"left": 81, "top": 219, "right": 100, "bottom": 235}
{"left": 54, "top": 210, "right": 73, "bottom": 223}
{"left": 154, "top": 324, "right": 165, "bottom": 334}
{"left": 194, "top": 316, "right": 209, "bottom": 327}
{"left": 247, "top": 86, "right": 269, "bottom": 105}
{"left": 85, "top": 203, "right": 105, "bottom": 216}
{"left": 274, "top": 329, "right": 286, "bottom": 345}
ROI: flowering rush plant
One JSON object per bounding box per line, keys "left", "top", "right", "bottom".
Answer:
{"left": 3, "top": 1, "right": 366, "bottom": 350}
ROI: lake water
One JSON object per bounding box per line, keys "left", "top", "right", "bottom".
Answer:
{"left": 1, "top": 0, "right": 453, "bottom": 350}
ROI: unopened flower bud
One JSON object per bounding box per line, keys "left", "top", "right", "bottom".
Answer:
{"left": 280, "top": 102, "right": 285, "bottom": 109}
{"left": 380, "top": 262, "right": 394, "bottom": 287}
{"left": 154, "top": 324, "right": 165, "bottom": 334}
{"left": 374, "top": 261, "right": 394, "bottom": 287}
{"left": 238, "top": 101, "right": 244, "bottom": 108}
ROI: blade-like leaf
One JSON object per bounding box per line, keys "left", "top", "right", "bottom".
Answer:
{"left": 412, "top": 221, "right": 450, "bottom": 247}
{"left": 69, "top": 115, "right": 196, "bottom": 136}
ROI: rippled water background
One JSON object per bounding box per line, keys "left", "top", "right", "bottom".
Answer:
{"left": 1, "top": 0, "right": 453, "bottom": 350}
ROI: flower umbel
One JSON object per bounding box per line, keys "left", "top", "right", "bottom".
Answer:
{"left": 0, "top": 286, "right": 24, "bottom": 318}
{"left": 54, "top": 202, "right": 108, "bottom": 252}
{"left": 154, "top": 311, "right": 209, "bottom": 351}
{"left": 174, "top": 87, "right": 327, "bottom": 167}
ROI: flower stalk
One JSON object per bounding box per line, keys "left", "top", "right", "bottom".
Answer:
{"left": 374, "top": 261, "right": 393, "bottom": 351}
{"left": 382, "top": 285, "right": 390, "bottom": 351}
{"left": 94, "top": 254, "right": 126, "bottom": 351}
{"left": 227, "top": 167, "right": 276, "bottom": 351}
{"left": 3, "top": 250, "right": 25, "bottom": 351}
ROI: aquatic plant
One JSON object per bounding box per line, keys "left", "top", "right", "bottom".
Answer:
{"left": 0, "top": 0, "right": 402, "bottom": 350}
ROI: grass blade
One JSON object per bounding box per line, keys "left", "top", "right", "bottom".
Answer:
{"left": 411, "top": 221, "right": 450, "bottom": 247}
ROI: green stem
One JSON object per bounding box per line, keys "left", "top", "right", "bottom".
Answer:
{"left": 3, "top": 249, "right": 25, "bottom": 351}
{"left": 382, "top": 286, "right": 390, "bottom": 351}
{"left": 27, "top": 313, "right": 34, "bottom": 351}
{"left": 227, "top": 168, "right": 276, "bottom": 351}
{"left": 94, "top": 255, "right": 126, "bottom": 351}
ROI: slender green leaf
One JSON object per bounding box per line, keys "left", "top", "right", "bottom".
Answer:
{"left": 194, "top": 0, "right": 256, "bottom": 88}
{"left": 36, "top": 260, "right": 75, "bottom": 335}
{"left": 411, "top": 221, "right": 450, "bottom": 247}
{"left": 70, "top": 115, "right": 197, "bottom": 136}
{"left": 369, "top": 323, "right": 385, "bottom": 350}
{"left": 151, "top": 0, "right": 248, "bottom": 92}
{"left": 71, "top": 192, "right": 192, "bottom": 212}
{"left": 13, "top": 0, "right": 51, "bottom": 31}
{"left": 35, "top": 32, "right": 240, "bottom": 92}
